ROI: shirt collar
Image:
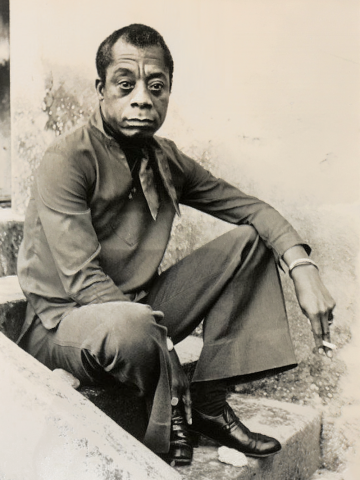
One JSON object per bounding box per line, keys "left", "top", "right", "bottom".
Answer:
{"left": 89, "top": 107, "right": 180, "bottom": 216}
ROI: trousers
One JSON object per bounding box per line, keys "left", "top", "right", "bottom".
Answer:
{"left": 19, "top": 226, "right": 297, "bottom": 453}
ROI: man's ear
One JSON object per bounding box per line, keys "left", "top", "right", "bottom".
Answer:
{"left": 95, "top": 78, "right": 104, "bottom": 101}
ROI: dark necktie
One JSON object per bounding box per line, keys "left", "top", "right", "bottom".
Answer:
{"left": 138, "top": 148, "right": 160, "bottom": 221}
{"left": 101, "top": 117, "right": 160, "bottom": 220}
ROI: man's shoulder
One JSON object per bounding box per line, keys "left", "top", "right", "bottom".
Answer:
{"left": 45, "top": 119, "right": 93, "bottom": 158}
{"left": 154, "top": 135, "right": 195, "bottom": 167}
{"left": 153, "top": 135, "right": 177, "bottom": 153}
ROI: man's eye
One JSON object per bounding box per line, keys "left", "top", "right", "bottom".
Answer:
{"left": 119, "top": 81, "right": 134, "bottom": 90}
{"left": 149, "top": 82, "right": 164, "bottom": 92}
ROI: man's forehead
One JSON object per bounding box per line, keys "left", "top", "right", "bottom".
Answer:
{"left": 110, "top": 39, "right": 168, "bottom": 70}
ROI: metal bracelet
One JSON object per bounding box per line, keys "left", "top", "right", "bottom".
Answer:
{"left": 288, "top": 258, "right": 319, "bottom": 278}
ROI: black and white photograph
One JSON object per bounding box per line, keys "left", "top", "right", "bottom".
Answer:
{"left": 0, "top": 1, "right": 359, "bottom": 479}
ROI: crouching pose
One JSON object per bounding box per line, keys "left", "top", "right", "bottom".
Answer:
{"left": 17, "top": 24, "right": 335, "bottom": 466}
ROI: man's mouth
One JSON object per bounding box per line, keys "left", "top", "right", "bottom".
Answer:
{"left": 124, "top": 118, "right": 154, "bottom": 127}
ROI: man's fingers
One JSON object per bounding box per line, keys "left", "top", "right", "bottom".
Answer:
{"left": 320, "top": 314, "right": 330, "bottom": 337}
{"left": 311, "top": 318, "right": 324, "bottom": 350}
{"left": 325, "top": 348, "right": 333, "bottom": 358}
{"left": 314, "top": 316, "right": 334, "bottom": 358}
{"left": 310, "top": 310, "right": 334, "bottom": 353}
{"left": 322, "top": 331, "right": 331, "bottom": 343}
{"left": 310, "top": 316, "right": 332, "bottom": 357}
{"left": 317, "top": 334, "right": 334, "bottom": 358}
{"left": 152, "top": 310, "right": 164, "bottom": 321}
{"left": 182, "top": 391, "right": 192, "bottom": 425}
{"left": 322, "top": 331, "right": 333, "bottom": 358}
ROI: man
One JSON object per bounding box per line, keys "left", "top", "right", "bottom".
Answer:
{"left": 17, "top": 24, "right": 335, "bottom": 466}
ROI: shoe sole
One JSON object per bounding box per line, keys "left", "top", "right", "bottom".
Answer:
{"left": 158, "top": 455, "right": 192, "bottom": 467}
{"left": 158, "top": 453, "right": 192, "bottom": 467}
{"left": 190, "top": 429, "right": 282, "bottom": 458}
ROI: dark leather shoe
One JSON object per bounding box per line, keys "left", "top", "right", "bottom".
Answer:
{"left": 191, "top": 403, "right": 281, "bottom": 458}
{"left": 160, "top": 407, "right": 193, "bottom": 466}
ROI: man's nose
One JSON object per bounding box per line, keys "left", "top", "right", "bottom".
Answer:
{"left": 131, "top": 82, "right": 153, "bottom": 108}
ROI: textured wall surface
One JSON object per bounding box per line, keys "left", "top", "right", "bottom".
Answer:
{"left": 9, "top": 0, "right": 360, "bottom": 477}
{"left": 0, "top": 208, "right": 23, "bottom": 276}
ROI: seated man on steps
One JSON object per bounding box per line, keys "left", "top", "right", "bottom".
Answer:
{"left": 17, "top": 24, "right": 335, "bottom": 466}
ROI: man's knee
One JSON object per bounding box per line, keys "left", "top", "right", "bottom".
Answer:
{"left": 231, "top": 225, "right": 258, "bottom": 243}
{"left": 84, "top": 302, "right": 166, "bottom": 368}
{"left": 218, "top": 225, "right": 260, "bottom": 255}
{"left": 219, "top": 226, "right": 272, "bottom": 268}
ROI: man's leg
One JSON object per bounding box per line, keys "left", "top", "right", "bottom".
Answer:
{"left": 19, "top": 302, "right": 172, "bottom": 454}
{"left": 145, "top": 225, "right": 296, "bottom": 381}
{"left": 144, "top": 225, "right": 295, "bottom": 457}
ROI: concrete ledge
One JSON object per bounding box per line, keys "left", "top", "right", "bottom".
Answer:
{"left": 178, "top": 393, "right": 321, "bottom": 480}
{"left": 0, "top": 332, "right": 181, "bottom": 480}
{"left": 0, "top": 275, "right": 321, "bottom": 479}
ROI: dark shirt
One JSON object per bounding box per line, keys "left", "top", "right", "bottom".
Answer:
{"left": 17, "top": 107, "right": 310, "bottom": 331}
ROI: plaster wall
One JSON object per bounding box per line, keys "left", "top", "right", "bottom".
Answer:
{"left": 10, "top": 0, "right": 360, "bottom": 475}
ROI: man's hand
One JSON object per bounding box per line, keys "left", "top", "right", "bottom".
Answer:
{"left": 168, "top": 349, "right": 192, "bottom": 424}
{"left": 283, "top": 246, "right": 336, "bottom": 358}
{"left": 291, "top": 264, "right": 336, "bottom": 357}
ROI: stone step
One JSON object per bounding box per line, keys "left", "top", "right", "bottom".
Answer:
{"left": 0, "top": 331, "right": 181, "bottom": 480}
{"left": 177, "top": 394, "right": 321, "bottom": 480}
{"left": 0, "top": 275, "right": 322, "bottom": 479}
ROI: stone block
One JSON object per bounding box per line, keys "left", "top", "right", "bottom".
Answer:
{"left": 0, "top": 332, "right": 181, "bottom": 480}
{"left": 177, "top": 393, "right": 321, "bottom": 480}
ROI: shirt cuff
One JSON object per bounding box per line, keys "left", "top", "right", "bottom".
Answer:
{"left": 272, "top": 234, "right": 311, "bottom": 271}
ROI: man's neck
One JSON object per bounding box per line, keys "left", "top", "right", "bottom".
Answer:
{"left": 100, "top": 108, "right": 155, "bottom": 176}
{"left": 100, "top": 108, "right": 151, "bottom": 152}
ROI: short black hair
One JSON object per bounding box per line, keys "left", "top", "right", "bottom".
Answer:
{"left": 96, "top": 24, "right": 174, "bottom": 90}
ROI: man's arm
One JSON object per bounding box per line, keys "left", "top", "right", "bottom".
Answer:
{"left": 34, "top": 148, "right": 129, "bottom": 305}
{"left": 171, "top": 146, "right": 309, "bottom": 261}
{"left": 283, "top": 245, "right": 336, "bottom": 357}
{"left": 170, "top": 144, "right": 336, "bottom": 357}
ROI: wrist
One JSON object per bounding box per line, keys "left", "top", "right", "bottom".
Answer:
{"left": 283, "top": 245, "right": 310, "bottom": 266}
{"left": 289, "top": 259, "right": 319, "bottom": 279}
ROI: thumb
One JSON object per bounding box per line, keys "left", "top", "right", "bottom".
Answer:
{"left": 152, "top": 310, "right": 165, "bottom": 321}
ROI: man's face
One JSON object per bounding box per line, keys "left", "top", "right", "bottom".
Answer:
{"left": 96, "top": 39, "right": 170, "bottom": 141}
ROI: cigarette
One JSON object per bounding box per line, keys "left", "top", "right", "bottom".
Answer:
{"left": 322, "top": 340, "right": 337, "bottom": 350}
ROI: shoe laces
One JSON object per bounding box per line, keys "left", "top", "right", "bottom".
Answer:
{"left": 223, "top": 403, "right": 251, "bottom": 435}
